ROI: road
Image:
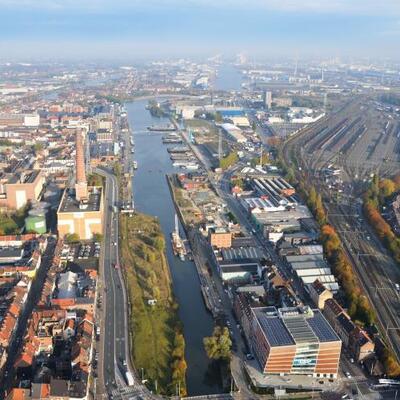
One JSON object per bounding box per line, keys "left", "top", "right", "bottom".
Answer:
{"left": 95, "top": 168, "right": 134, "bottom": 397}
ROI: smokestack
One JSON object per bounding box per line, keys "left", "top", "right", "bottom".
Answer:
{"left": 75, "top": 129, "right": 88, "bottom": 202}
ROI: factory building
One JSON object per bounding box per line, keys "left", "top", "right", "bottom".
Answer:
{"left": 250, "top": 306, "right": 341, "bottom": 378}
{"left": 57, "top": 130, "right": 103, "bottom": 240}
{"left": 0, "top": 170, "right": 45, "bottom": 210}
{"left": 209, "top": 228, "right": 232, "bottom": 249}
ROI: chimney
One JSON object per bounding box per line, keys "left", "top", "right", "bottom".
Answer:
{"left": 75, "top": 129, "right": 88, "bottom": 202}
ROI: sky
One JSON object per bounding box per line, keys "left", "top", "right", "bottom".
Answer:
{"left": 0, "top": 0, "right": 399, "bottom": 61}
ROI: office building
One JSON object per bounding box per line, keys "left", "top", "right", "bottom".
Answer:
{"left": 250, "top": 306, "right": 341, "bottom": 378}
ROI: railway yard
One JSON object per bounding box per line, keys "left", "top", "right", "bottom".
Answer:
{"left": 294, "top": 96, "right": 400, "bottom": 182}
{"left": 282, "top": 93, "right": 400, "bottom": 368}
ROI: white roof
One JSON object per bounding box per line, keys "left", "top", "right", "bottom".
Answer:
{"left": 58, "top": 271, "right": 78, "bottom": 299}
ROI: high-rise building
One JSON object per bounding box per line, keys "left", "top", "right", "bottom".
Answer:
{"left": 264, "top": 91, "right": 272, "bottom": 109}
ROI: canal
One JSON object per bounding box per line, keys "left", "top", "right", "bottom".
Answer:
{"left": 126, "top": 99, "right": 223, "bottom": 396}
{"left": 214, "top": 63, "right": 244, "bottom": 91}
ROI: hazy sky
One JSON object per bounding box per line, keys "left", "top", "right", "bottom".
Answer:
{"left": 1, "top": 0, "right": 399, "bottom": 61}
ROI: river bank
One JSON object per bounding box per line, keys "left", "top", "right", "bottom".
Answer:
{"left": 119, "top": 212, "right": 187, "bottom": 396}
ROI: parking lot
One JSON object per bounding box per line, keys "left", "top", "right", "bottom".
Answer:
{"left": 60, "top": 241, "right": 101, "bottom": 261}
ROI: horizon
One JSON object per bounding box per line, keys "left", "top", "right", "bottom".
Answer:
{"left": 0, "top": 0, "right": 399, "bottom": 62}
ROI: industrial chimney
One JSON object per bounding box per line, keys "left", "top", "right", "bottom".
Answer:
{"left": 75, "top": 129, "right": 88, "bottom": 202}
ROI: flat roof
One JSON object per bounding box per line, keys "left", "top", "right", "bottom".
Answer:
{"left": 58, "top": 187, "right": 102, "bottom": 213}
{"left": 254, "top": 308, "right": 295, "bottom": 347}
{"left": 253, "top": 306, "right": 340, "bottom": 347}
{"left": 286, "top": 254, "right": 325, "bottom": 263}
{"left": 291, "top": 260, "right": 329, "bottom": 270}
{"left": 221, "top": 246, "right": 263, "bottom": 261}
{"left": 220, "top": 264, "right": 259, "bottom": 274}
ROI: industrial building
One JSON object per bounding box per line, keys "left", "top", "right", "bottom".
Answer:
{"left": 250, "top": 306, "right": 341, "bottom": 378}
{"left": 220, "top": 123, "right": 247, "bottom": 143}
{"left": 208, "top": 228, "right": 232, "bottom": 249}
{"left": 0, "top": 170, "right": 45, "bottom": 210}
{"left": 57, "top": 130, "right": 104, "bottom": 240}
{"left": 285, "top": 254, "right": 339, "bottom": 293}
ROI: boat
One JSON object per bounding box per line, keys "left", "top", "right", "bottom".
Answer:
{"left": 131, "top": 148, "right": 135, "bottom": 154}
{"left": 133, "top": 161, "right": 138, "bottom": 169}
{"left": 147, "top": 124, "right": 176, "bottom": 132}
{"left": 162, "top": 134, "right": 182, "bottom": 144}
{"left": 171, "top": 214, "right": 186, "bottom": 260}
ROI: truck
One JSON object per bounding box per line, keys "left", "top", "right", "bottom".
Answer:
{"left": 125, "top": 371, "right": 135, "bottom": 386}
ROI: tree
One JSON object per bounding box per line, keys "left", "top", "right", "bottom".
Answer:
{"left": 64, "top": 233, "right": 80, "bottom": 243}
{"left": 379, "top": 178, "right": 396, "bottom": 199}
{"left": 214, "top": 112, "right": 223, "bottom": 123}
{"left": 88, "top": 173, "right": 104, "bottom": 187}
{"left": 33, "top": 143, "right": 44, "bottom": 153}
{"left": 92, "top": 233, "right": 103, "bottom": 242}
{"left": 153, "top": 236, "right": 165, "bottom": 252}
{"left": 220, "top": 152, "right": 238, "bottom": 170}
{"left": 308, "top": 187, "right": 317, "bottom": 209}
{"left": 203, "top": 326, "right": 232, "bottom": 361}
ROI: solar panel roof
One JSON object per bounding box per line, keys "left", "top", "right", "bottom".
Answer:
{"left": 254, "top": 309, "right": 295, "bottom": 346}
{"left": 307, "top": 311, "right": 340, "bottom": 342}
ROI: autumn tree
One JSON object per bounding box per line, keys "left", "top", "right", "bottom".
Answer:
{"left": 379, "top": 178, "right": 396, "bottom": 199}
{"left": 203, "top": 326, "right": 232, "bottom": 361}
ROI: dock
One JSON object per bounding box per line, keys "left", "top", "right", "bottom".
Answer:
{"left": 166, "top": 174, "right": 223, "bottom": 319}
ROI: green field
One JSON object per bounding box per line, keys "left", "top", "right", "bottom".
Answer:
{"left": 119, "top": 212, "right": 187, "bottom": 396}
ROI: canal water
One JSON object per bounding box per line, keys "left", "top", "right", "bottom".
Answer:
{"left": 126, "top": 100, "right": 223, "bottom": 396}
{"left": 213, "top": 63, "right": 244, "bottom": 91}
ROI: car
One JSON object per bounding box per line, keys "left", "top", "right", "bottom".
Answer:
{"left": 345, "top": 372, "right": 352, "bottom": 378}
{"left": 246, "top": 353, "right": 254, "bottom": 360}
{"left": 395, "top": 283, "right": 400, "bottom": 292}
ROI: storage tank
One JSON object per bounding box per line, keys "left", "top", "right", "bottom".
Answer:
{"left": 25, "top": 215, "right": 47, "bottom": 234}
{"left": 28, "top": 208, "right": 46, "bottom": 217}
{"left": 31, "top": 201, "right": 50, "bottom": 210}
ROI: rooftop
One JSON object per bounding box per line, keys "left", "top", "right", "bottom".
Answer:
{"left": 221, "top": 246, "right": 263, "bottom": 261}
{"left": 253, "top": 306, "right": 340, "bottom": 347}
{"left": 58, "top": 187, "right": 102, "bottom": 213}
